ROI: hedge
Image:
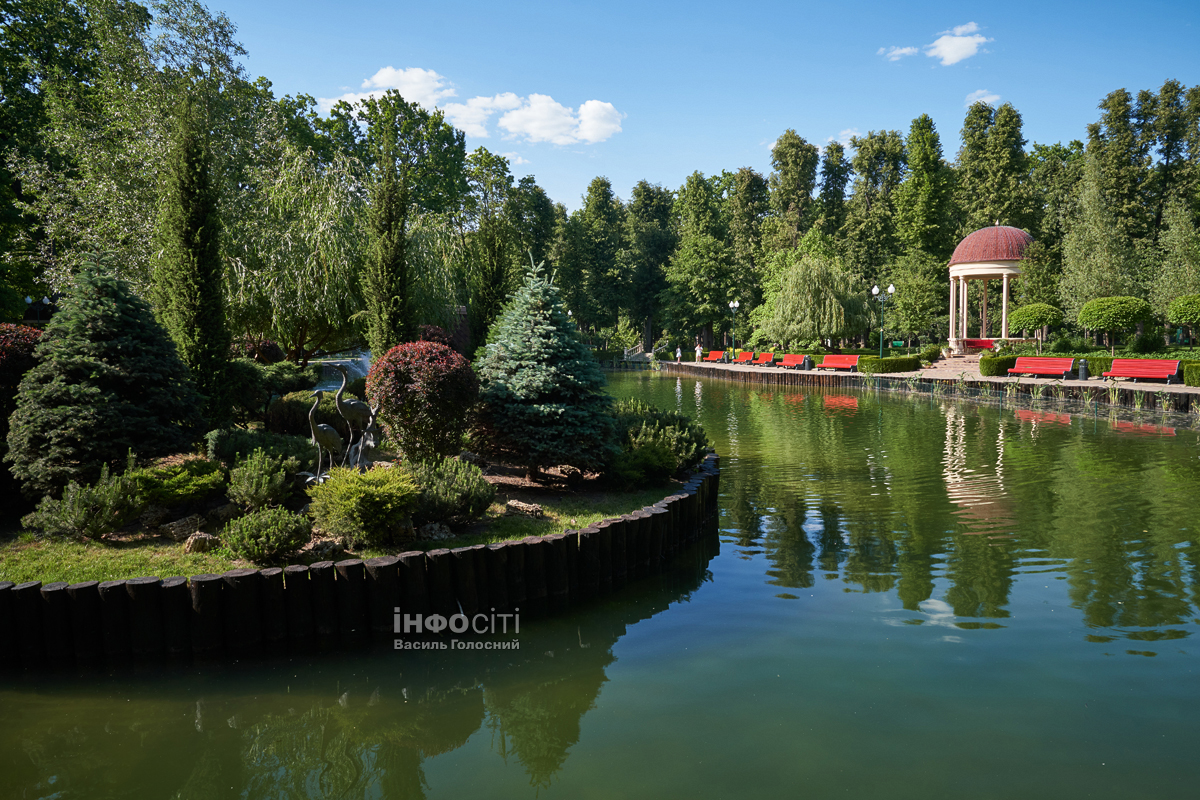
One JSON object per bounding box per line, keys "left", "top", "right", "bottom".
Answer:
{"left": 979, "top": 355, "right": 1020, "bottom": 376}
{"left": 1185, "top": 364, "right": 1200, "bottom": 387}
{"left": 858, "top": 355, "right": 921, "bottom": 374}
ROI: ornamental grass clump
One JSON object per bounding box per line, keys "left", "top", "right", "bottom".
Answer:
{"left": 307, "top": 465, "right": 418, "bottom": 547}
{"left": 222, "top": 507, "right": 311, "bottom": 563}
{"left": 367, "top": 340, "right": 478, "bottom": 462}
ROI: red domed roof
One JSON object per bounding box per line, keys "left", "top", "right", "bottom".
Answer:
{"left": 949, "top": 225, "right": 1033, "bottom": 265}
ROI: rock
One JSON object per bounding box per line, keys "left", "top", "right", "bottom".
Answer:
{"left": 159, "top": 514, "right": 206, "bottom": 542}
{"left": 206, "top": 503, "right": 240, "bottom": 525}
{"left": 311, "top": 539, "right": 344, "bottom": 560}
{"left": 184, "top": 532, "right": 220, "bottom": 553}
{"left": 560, "top": 465, "right": 583, "bottom": 486}
{"left": 417, "top": 522, "right": 455, "bottom": 541}
{"left": 140, "top": 504, "right": 170, "bottom": 529}
{"left": 505, "top": 499, "right": 543, "bottom": 518}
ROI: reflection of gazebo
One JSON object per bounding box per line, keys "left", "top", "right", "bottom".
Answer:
{"left": 948, "top": 225, "right": 1033, "bottom": 353}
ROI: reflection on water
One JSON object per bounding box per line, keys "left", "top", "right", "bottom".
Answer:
{"left": 4, "top": 373, "right": 1200, "bottom": 799}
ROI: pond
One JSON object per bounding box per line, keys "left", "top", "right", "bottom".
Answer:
{"left": 3, "top": 372, "right": 1199, "bottom": 799}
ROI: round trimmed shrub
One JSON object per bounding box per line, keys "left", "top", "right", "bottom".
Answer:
{"left": 367, "top": 341, "right": 478, "bottom": 461}
{"left": 223, "top": 507, "right": 312, "bottom": 562}
{"left": 408, "top": 455, "right": 496, "bottom": 525}
{"left": 306, "top": 465, "right": 419, "bottom": 547}
{"left": 1077, "top": 296, "right": 1152, "bottom": 349}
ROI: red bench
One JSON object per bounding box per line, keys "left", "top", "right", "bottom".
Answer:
{"left": 751, "top": 352, "right": 775, "bottom": 366}
{"left": 1007, "top": 357, "right": 1075, "bottom": 378}
{"left": 701, "top": 350, "right": 725, "bottom": 363}
{"left": 1101, "top": 358, "right": 1182, "bottom": 384}
{"left": 815, "top": 354, "right": 860, "bottom": 371}
{"left": 963, "top": 338, "right": 995, "bottom": 349}
{"left": 732, "top": 351, "right": 755, "bottom": 364}
{"left": 779, "top": 354, "right": 806, "bottom": 369}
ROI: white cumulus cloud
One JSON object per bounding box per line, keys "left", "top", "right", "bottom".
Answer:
{"left": 442, "top": 93, "right": 522, "bottom": 137}
{"left": 317, "top": 66, "right": 458, "bottom": 112}
{"left": 501, "top": 152, "right": 529, "bottom": 165}
{"left": 925, "top": 22, "right": 991, "bottom": 66}
{"left": 964, "top": 89, "right": 1001, "bottom": 107}
{"left": 498, "top": 94, "right": 624, "bottom": 145}
{"left": 877, "top": 46, "right": 918, "bottom": 61}
{"left": 827, "top": 128, "right": 861, "bottom": 147}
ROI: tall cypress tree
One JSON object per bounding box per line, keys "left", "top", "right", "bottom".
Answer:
{"left": 363, "top": 117, "right": 411, "bottom": 357}
{"left": 894, "top": 114, "right": 954, "bottom": 260}
{"left": 815, "top": 142, "right": 851, "bottom": 239}
{"left": 768, "top": 130, "right": 820, "bottom": 246}
{"left": 474, "top": 262, "right": 617, "bottom": 478}
{"left": 152, "top": 94, "right": 229, "bottom": 424}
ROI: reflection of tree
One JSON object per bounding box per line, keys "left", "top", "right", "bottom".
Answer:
{"left": 761, "top": 487, "right": 815, "bottom": 590}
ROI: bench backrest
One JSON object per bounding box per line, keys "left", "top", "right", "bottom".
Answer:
{"left": 780, "top": 354, "right": 804, "bottom": 366}
{"left": 1012, "top": 356, "right": 1075, "bottom": 370}
{"left": 702, "top": 351, "right": 725, "bottom": 360}
{"left": 819, "top": 354, "right": 860, "bottom": 368}
{"left": 753, "top": 352, "right": 774, "bottom": 361}
{"left": 1108, "top": 358, "right": 1181, "bottom": 373}
{"left": 963, "top": 338, "right": 994, "bottom": 348}
{"left": 734, "top": 352, "right": 754, "bottom": 362}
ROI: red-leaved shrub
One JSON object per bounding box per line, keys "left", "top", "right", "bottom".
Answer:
{"left": 417, "top": 324, "right": 455, "bottom": 348}
{"left": 366, "top": 341, "right": 478, "bottom": 461}
{"left": 0, "top": 323, "right": 43, "bottom": 420}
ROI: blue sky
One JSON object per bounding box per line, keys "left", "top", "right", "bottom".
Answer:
{"left": 229, "top": 0, "right": 1200, "bottom": 210}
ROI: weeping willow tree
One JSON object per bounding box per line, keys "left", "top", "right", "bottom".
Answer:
{"left": 225, "top": 140, "right": 364, "bottom": 363}
{"left": 752, "top": 232, "right": 869, "bottom": 349}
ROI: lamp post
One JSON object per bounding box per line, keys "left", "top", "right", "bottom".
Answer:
{"left": 25, "top": 295, "right": 49, "bottom": 324}
{"left": 872, "top": 284, "right": 895, "bottom": 359}
{"left": 728, "top": 299, "right": 740, "bottom": 356}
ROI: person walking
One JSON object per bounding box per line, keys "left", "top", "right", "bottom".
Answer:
{"left": 675, "top": 345, "right": 682, "bottom": 363}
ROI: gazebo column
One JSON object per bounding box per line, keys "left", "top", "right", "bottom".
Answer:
{"left": 960, "top": 277, "right": 969, "bottom": 338}
{"left": 1001, "top": 274, "right": 1010, "bottom": 339}
{"left": 949, "top": 275, "right": 957, "bottom": 341}
{"left": 981, "top": 281, "right": 989, "bottom": 338}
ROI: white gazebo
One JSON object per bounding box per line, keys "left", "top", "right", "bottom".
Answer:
{"left": 948, "top": 224, "right": 1033, "bottom": 353}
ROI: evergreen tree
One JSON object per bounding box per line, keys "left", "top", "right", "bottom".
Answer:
{"left": 894, "top": 114, "right": 954, "bottom": 260}
{"left": 621, "top": 181, "right": 677, "bottom": 348}
{"left": 465, "top": 147, "right": 516, "bottom": 348}
{"left": 6, "top": 262, "right": 205, "bottom": 497}
{"left": 1150, "top": 198, "right": 1200, "bottom": 317}
{"left": 768, "top": 130, "right": 820, "bottom": 246}
{"left": 474, "top": 262, "right": 617, "bottom": 478}
{"left": 1028, "top": 141, "right": 1085, "bottom": 264}
{"left": 815, "top": 141, "right": 851, "bottom": 239}
{"left": 1085, "top": 88, "right": 1152, "bottom": 241}
{"left": 1059, "top": 155, "right": 1143, "bottom": 320}
{"left": 362, "top": 97, "right": 411, "bottom": 356}
{"left": 841, "top": 130, "right": 906, "bottom": 286}
{"left": 151, "top": 92, "right": 230, "bottom": 423}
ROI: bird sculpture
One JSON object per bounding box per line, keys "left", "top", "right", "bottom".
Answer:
{"left": 308, "top": 390, "right": 344, "bottom": 478}
{"left": 332, "top": 364, "right": 373, "bottom": 452}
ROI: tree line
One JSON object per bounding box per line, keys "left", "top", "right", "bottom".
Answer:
{"left": 3, "top": 0, "right": 1200, "bottom": 362}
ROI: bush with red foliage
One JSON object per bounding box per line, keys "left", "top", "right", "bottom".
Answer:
{"left": 366, "top": 341, "right": 478, "bottom": 461}
{"left": 0, "top": 323, "right": 43, "bottom": 419}
{"left": 417, "top": 324, "right": 455, "bottom": 349}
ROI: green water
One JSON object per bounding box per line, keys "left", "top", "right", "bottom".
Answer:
{"left": 4, "top": 373, "right": 1200, "bottom": 799}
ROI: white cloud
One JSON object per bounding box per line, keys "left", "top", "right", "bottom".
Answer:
{"left": 442, "top": 93, "right": 522, "bottom": 137}
{"left": 498, "top": 94, "right": 624, "bottom": 145}
{"left": 925, "top": 22, "right": 991, "bottom": 66}
{"left": 878, "top": 46, "right": 918, "bottom": 61}
{"left": 501, "top": 152, "right": 529, "bottom": 165}
{"left": 827, "top": 128, "right": 861, "bottom": 147}
{"left": 964, "top": 89, "right": 1001, "bottom": 107}
{"left": 317, "top": 66, "right": 458, "bottom": 113}
{"left": 318, "top": 68, "right": 623, "bottom": 145}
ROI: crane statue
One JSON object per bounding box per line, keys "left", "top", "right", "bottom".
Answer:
{"left": 332, "top": 364, "right": 373, "bottom": 458}
{"left": 308, "top": 390, "right": 344, "bottom": 480}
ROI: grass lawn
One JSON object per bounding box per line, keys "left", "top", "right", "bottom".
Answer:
{"left": 0, "top": 481, "right": 684, "bottom": 585}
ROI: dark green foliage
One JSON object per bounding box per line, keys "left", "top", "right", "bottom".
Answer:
{"left": 128, "top": 455, "right": 226, "bottom": 509}
{"left": 205, "top": 428, "right": 315, "bottom": 470}
{"left": 475, "top": 263, "right": 618, "bottom": 475}
{"left": 231, "top": 338, "right": 286, "bottom": 363}
{"left": 222, "top": 507, "right": 312, "bottom": 563}
{"left": 408, "top": 455, "right": 496, "bottom": 526}
{"left": 859, "top": 356, "right": 922, "bottom": 374}
{"left": 367, "top": 341, "right": 478, "bottom": 461}
{"left": 22, "top": 454, "right": 144, "bottom": 540}
{"left": 151, "top": 95, "right": 230, "bottom": 423}
{"left": 226, "top": 358, "right": 269, "bottom": 424}
{"left": 307, "top": 465, "right": 418, "bottom": 547}
{"left": 609, "top": 399, "right": 710, "bottom": 485}
{"left": 979, "top": 355, "right": 1021, "bottom": 377}
{"left": 227, "top": 448, "right": 297, "bottom": 512}
{"left": 260, "top": 361, "right": 322, "bottom": 395}
{"left": 5, "top": 266, "right": 205, "bottom": 497}
{"left": 1184, "top": 364, "right": 1200, "bottom": 387}
{"left": 920, "top": 344, "right": 943, "bottom": 364}
{"left": 1125, "top": 330, "right": 1167, "bottom": 354}
{"left": 265, "top": 390, "right": 350, "bottom": 439}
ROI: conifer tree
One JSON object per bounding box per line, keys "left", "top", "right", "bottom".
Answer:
{"left": 6, "top": 263, "right": 205, "bottom": 496}
{"left": 815, "top": 142, "right": 851, "bottom": 239}
{"left": 151, "top": 94, "right": 230, "bottom": 423}
{"left": 363, "top": 109, "right": 411, "bottom": 357}
{"left": 474, "top": 262, "right": 617, "bottom": 478}
{"left": 894, "top": 114, "right": 954, "bottom": 260}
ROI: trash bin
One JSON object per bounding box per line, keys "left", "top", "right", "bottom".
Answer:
{"left": 802, "top": 355, "right": 813, "bottom": 371}
{"left": 1077, "top": 359, "right": 1089, "bottom": 381}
